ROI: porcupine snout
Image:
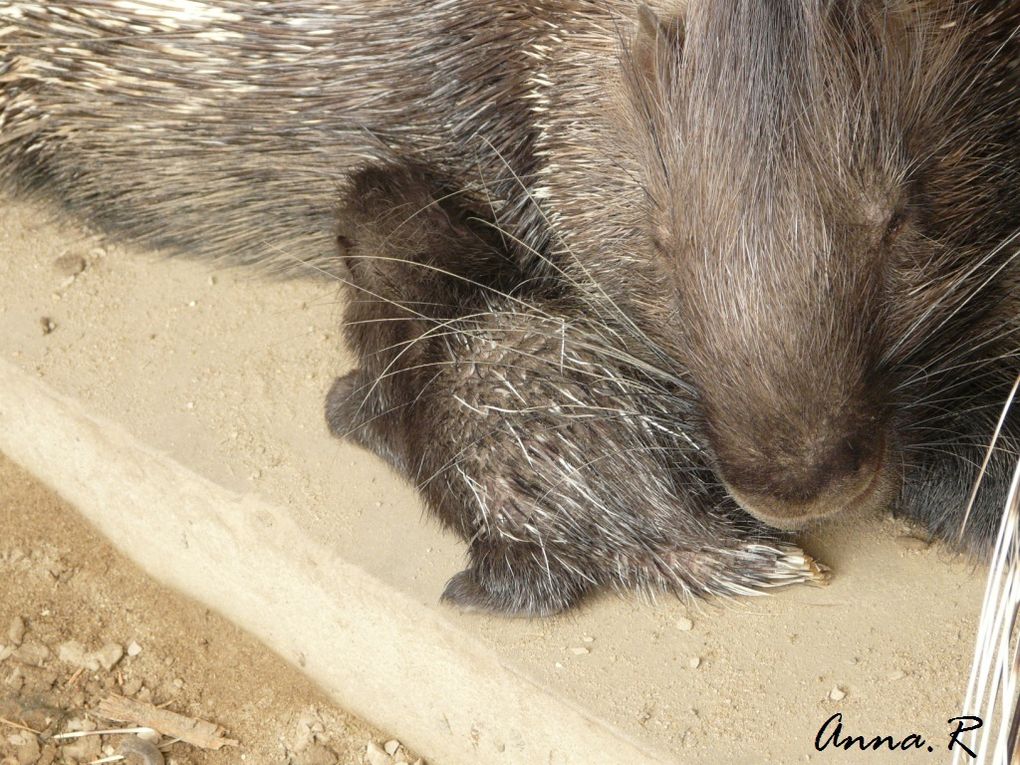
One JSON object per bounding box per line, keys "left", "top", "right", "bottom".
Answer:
{"left": 711, "top": 413, "right": 892, "bottom": 530}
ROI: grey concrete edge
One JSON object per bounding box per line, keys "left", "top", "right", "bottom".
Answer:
{"left": 0, "top": 359, "right": 671, "bottom": 765}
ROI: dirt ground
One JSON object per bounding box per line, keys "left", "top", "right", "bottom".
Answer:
{"left": 0, "top": 453, "right": 425, "bottom": 765}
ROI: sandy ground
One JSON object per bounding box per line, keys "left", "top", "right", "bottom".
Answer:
{"left": 0, "top": 453, "right": 425, "bottom": 765}
{"left": 0, "top": 196, "right": 999, "bottom": 763}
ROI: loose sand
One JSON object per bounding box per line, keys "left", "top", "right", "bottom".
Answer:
{"left": 0, "top": 453, "right": 424, "bottom": 765}
{"left": 0, "top": 196, "right": 996, "bottom": 763}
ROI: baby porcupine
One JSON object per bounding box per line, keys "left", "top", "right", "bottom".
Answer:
{"left": 326, "top": 163, "right": 825, "bottom": 616}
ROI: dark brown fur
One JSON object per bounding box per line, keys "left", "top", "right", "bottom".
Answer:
{"left": 616, "top": 0, "right": 1019, "bottom": 545}
{"left": 327, "top": 162, "right": 824, "bottom": 615}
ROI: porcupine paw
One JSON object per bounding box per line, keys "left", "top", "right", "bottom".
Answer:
{"left": 440, "top": 545, "right": 593, "bottom": 617}
{"left": 325, "top": 370, "right": 368, "bottom": 441}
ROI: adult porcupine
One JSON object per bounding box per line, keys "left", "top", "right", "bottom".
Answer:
{"left": 0, "top": 2, "right": 1017, "bottom": 569}
{"left": 327, "top": 161, "right": 825, "bottom": 614}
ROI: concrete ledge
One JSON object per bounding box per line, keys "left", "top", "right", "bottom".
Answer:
{"left": 0, "top": 358, "right": 665, "bottom": 764}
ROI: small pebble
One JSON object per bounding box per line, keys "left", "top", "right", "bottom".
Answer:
{"left": 97, "top": 642, "right": 125, "bottom": 671}
{"left": 61, "top": 735, "right": 101, "bottom": 762}
{"left": 829, "top": 685, "right": 847, "bottom": 702}
{"left": 582, "top": 636, "right": 595, "bottom": 643}
{"left": 40, "top": 316, "right": 57, "bottom": 335}
{"left": 13, "top": 732, "right": 40, "bottom": 765}
{"left": 12, "top": 642, "right": 49, "bottom": 667}
{"left": 365, "top": 742, "right": 391, "bottom": 765}
{"left": 53, "top": 253, "right": 87, "bottom": 277}
{"left": 127, "top": 641, "right": 143, "bottom": 657}
{"left": 688, "top": 657, "right": 701, "bottom": 669}
{"left": 137, "top": 729, "right": 160, "bottom": 744}
{"left": 58, "top": 640, "right": 87, "bottom": 668}
{"left": 8, "top": 616, "right": 26, "bottom": 647}
{"left": 676, "top": 616, "right": 694, "bottom": 631}
{"left": 384, "top": 739, "right": 400, "bottom": 756}
{"left": 292, "top": 743, "right": 337, "bottom": 765}
{"left": 569, "top": 646, "right": 590, "bottom": 656}
{"left": 887, "top": 669, "right": 906, "bottom": 681}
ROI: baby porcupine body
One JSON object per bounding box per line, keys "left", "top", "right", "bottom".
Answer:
{"left": 0, "top": 0, "right": 1017, "bottom": 595}
{"left": 327, "top": 163, "right": 823, "bottom": 615}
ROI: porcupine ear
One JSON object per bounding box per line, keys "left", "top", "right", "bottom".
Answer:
{"left": 632, "top": 4, "right": 686, "bottom": 93}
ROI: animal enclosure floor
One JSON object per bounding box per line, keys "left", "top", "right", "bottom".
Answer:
{"left": 0, "top": 453, "right": 424, "bottom": 765}
{"left": 0, "top": 197, "right": 994, "bottom": 763}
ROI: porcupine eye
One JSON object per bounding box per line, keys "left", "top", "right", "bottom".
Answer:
{"left": 882, "top": 209, "right": 908, "bottom": 245}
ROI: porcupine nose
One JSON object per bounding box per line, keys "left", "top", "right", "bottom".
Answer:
{"left": 716, "top": 430, "right": 890, "bottom": 529}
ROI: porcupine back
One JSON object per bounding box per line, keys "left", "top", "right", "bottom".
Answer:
{"left": 0, "top": 0, "right": 568, "bottom": 270}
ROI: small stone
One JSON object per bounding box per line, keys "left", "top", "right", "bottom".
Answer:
{"left": 40, "top": 317, "right": 56, "bottom": 335}
{"left": 582, "top": 636, "right": 595, "bottom": 643}
{"left": 97, "top": 643, "right": 124, "bottom": 671}
{"left": 53, "top": 253, "right": 87, "bottom": 277}
{"left": 365, "top": 742, "right": 391, "bottom": 765}
{"left": 137, "top": 729, "right": 160, "bottom": 744}
{"left": 57, "top": 640, "right": 99, "bottom": 669}
{"left": 127, "top": 641, "right": 143, "bottom": 657}
{"left": 13, "top": 642, "right": 49, "bottom": 667}
{"left": 172, "top": 677, "right": 184, "bottom": 688}
{"left": 895, "top": 535, "right": 930, "bottom": 551}
{"left": 60, "top": 734, "right": 101, "bottom": 763}
{"left": 829, "top": 685, "right": 846, "bottom": 702}
{"left": 887, "top": 669, "right": 906, "bottom": 681}
{"left": 66, "top": 717, "right": 97, "bottom": 733}
{"left": 58, "top": 641, "right": 88, "bottom": 669}
{"left": 688, "top": 657, "right": 702, "bottom": 669}
{"left": 14, "top": 732, "right": 40, "bottom": 765}
{"left": 384, "top": 740, "right": 400, "bottom": 756}
{"left": 6, "top": 667, "right": 24, "bottom": 691}
{"left": 0, "top": 645, "right": 13, "bottom": 663}
{"left": 676, "top": 616, "right": 694, "bottom": 631}
{"left": 8, "top": 617, "right": 25, "bottom": 647}
{"left": 121, "top": 676, "right": 143, "bottom": 696}
{"left": 293, "top": 743, "right": 337, "bottom": 765}
{"left": 569, "top": 646, "right": 590, "bottom": 656}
